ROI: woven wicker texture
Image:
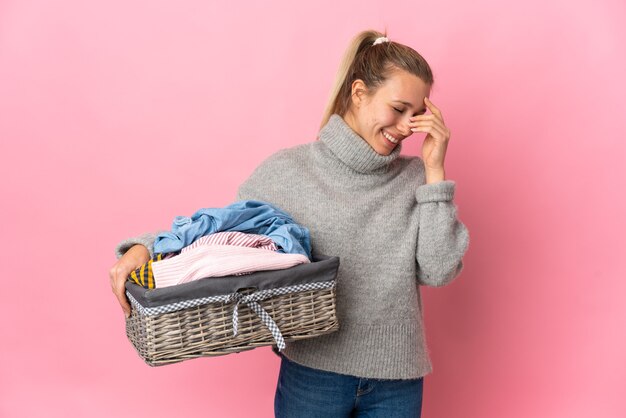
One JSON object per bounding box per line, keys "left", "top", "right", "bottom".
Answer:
{"left": 125, "top": 286, "right": 339, "bottom": 366}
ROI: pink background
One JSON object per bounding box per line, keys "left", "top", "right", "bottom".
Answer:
{"left": 1, "top": 0, "right": 625, "bottom": 417}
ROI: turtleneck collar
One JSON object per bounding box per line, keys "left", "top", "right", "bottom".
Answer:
{"left": 318, "top": 114, "right": 402, "bottom": 173}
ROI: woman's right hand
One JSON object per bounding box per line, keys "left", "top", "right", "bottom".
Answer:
{"left": 109, "top": 244, "right": 150, "bottom": 318}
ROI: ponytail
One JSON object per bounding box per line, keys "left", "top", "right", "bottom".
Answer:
{"left": 319, "top": 29, "right": 434, "bottom": 133}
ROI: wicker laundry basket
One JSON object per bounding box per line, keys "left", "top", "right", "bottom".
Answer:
{"left": 124, "top": 254, "right": 340, "bottom": 366}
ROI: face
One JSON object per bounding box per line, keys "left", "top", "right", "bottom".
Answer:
{"left": 344, "top": 69, "right": 431, "bottom": 155}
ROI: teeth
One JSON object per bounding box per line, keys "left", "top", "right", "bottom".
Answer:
{"left": 382, "top": 130, "right": 399, "bottom": 144}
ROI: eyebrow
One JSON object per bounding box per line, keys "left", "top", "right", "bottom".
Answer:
{"left": 393, "top": 100, "right": 426, "bottom": 113}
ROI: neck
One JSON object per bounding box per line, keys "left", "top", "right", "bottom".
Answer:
{"left": 318, "top": 114, "right": 401, "bottom": 173}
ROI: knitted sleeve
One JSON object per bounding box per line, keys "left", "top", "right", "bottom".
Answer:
{"left": 236, "top": 183, "right": 256, "bottom": 201}
{"left": 415, "top": 180, "right": 470, "bottom": 287}
{"left": 114, "top": 231, "right": 165, "bottom": 259}
{"left": 234, "top": 149, "right": 291, "bottom": 202}
{"left": 116, "top": 151, "right": 291, "bottom": 261}
{"left": 116, "top": 152, "right": 286, "bottom": 261}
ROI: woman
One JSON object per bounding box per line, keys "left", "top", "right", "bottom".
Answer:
{"left": 110, "top": 29, "right": 470, "bottom": 418}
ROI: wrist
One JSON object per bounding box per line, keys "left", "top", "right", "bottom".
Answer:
{"left": 425, "top": 168, "right": 445, "bottom": 184}
{"left": 128, "top": 244, "right": 150, "bottom": 264}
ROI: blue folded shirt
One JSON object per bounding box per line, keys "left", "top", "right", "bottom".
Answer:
{"left": 153, "top": 200, "right": 312, "bottom": 259}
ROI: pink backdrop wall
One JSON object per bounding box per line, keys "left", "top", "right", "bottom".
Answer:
{"left": 1, "top": 0, "right": 624, "bottom": 417}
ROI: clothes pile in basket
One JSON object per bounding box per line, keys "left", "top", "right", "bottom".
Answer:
{"left": 128, "top": 200, "right": 313, "bottom": 290}
{"left": 116, "top": 199, "right": 340, "bottom": 365}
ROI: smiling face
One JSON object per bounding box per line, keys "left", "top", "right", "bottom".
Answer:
{"left": 343, "top": 68, "right": 431, "bottom": 155}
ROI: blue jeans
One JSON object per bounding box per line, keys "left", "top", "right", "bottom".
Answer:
{"left": 274, "top": 354, "right": 424, "bottom": 418}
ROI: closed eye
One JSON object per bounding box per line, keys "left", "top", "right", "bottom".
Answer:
{"left": 394, "top": 106, "right": 426, "bottom": 116}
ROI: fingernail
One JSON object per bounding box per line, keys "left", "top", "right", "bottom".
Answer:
{"left": 125, "top": 312, "right": 130, "bottom": 318}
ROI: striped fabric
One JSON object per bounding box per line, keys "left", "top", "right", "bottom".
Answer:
{"left": 151, "top": 244, "right": 310, "bottom": 289}
{"left": 128, "top": 232, "right": 281, "bottom": 290}
{"left": 180, "top": 231, "right": 277, "bottom": 253}
{"left": 128, "top": 253, "right": 177, "bottom": 289}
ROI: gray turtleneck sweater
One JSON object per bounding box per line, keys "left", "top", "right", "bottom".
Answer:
{"left": 115, "top": 114, "right": 470, "bottom": 379}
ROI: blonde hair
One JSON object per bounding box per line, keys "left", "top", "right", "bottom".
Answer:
{"left": 319, "top": 29, "right": 434, "bottom": 132}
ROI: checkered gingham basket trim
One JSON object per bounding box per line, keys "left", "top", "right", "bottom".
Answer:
{"left": 126, "top": 280, "right": 335, "bottom": 351}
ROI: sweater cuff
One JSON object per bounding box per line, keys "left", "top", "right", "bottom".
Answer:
{"left": 416, "top": 180, "right": 456, "bottom": 203}
{"left": 114, "top": 232, "right": 158, "bottom": 259}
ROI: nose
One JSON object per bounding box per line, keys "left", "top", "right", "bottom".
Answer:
{"left": 397, "top": 116, "right": 412, "bottom": 137}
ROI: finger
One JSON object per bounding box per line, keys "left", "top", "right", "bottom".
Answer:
{"left": 411, "top": 121, "right": 449, "bottom": 139}
{"left": 115, "top": 286, "right": 132, "bottom": 317}
{"left": 424, "top": 97, "right": 444, "bottom": 122}
{"left": 410, "top": 117, "right": 447, "bottom": 132}
{"left": 111, "top": 267, "right": 132, "bottom": 317}
{"left": 411, "top": 124, "right": 447, "bottom": 141}
{"left": 410, "top": 114, "right": 439, "bottom": 122}
{"left": 411, "top": 112, "right": 444, "bottom": 127}
{"left": 110, "top": 268, "right": 119, "bottom": 293}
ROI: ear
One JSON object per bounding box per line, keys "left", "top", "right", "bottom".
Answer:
{"left": 350, "top": 79, "right": 369, "bottom": 107}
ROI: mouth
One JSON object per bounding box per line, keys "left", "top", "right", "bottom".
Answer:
{"left": 381, "top": 129, "right": 401, "bottom": 145}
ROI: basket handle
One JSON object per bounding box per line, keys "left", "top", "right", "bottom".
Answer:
{"left": 228, "top": 290, "right": 286, "bottom": 351}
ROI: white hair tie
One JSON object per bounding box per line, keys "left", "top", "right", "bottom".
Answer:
{"left": 372, "top": 36, "right": 390, "bottom": 46}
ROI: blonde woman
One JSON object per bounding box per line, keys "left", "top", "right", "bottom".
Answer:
{"left": 110, "top": 29, "right": 469, "bottom": 418}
